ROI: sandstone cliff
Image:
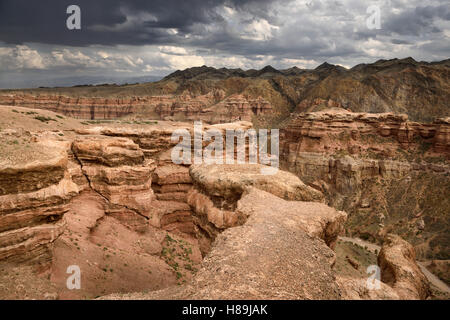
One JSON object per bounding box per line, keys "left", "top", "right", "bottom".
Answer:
{"left": 0, "top": 92, "right": 272, "bottom": 124}
{"left": 0, "top": 111, "right": 441, "bottom": 299}
{"left": 279, "top": 109, "right": 449, "bottom": 260}
{"left": 0, "top": 136, "right": 78, "bottom": 269}
{"left": 102, "top": 186, "right": 346, "bottom": 300}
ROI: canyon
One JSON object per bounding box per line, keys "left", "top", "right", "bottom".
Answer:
{"left": 0, "top": 91, "right": 272, "bottom": 123}
{"left": 0, "top": 105, "right": 447, "bottom": 300}
{"left": 280, "top": 109, "right": 449, "bottom": 261}
{"left": 0, "top": 58, "right": 449, "bottom": 300}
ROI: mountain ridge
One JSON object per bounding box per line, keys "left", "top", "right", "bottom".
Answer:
{"left": 1, "top": 57, "right": 449, "bottom": 122}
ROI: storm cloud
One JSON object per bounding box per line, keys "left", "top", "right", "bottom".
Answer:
{"left": 0, "top": 0, "right": 283, "bottom": 46}
{"left": 0, "top": 0, "right": 448, "bottom": 88}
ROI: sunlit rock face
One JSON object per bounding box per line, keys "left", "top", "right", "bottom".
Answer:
{"left": 0, "top": 139, "right": 78, "bottom": 269}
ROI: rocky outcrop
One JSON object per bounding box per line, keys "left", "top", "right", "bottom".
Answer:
{"left": 190, "top": 163, "right": 324, "bottom": 203}
{"left": 336, "top": 276, "right": 400, "bottom": 300}
{"left": 101, "top": 187, "right": 346, "bottom": 300}
{"left": 187, "top": 163, "right": 325, "bottom": 254}
{"left": 73, "top": 121, "right": 255, "bottom": 239}
{"left": 279, "top": 109, "right": 449, "bottom": 195}
{"left": 434, "top": 117, "right": 450, "bottom": 154}
{"left": 281, "top": 110, "right": 450, "bottom": 158}
{"left": 235, "top": 188, "right": 346, "bottom": 250}
{"left": 72, "top": 136, "right": 146, "bottom": 167}
{"left": 75, "top": 125, "right": 189, "bottom": 160}
{"left": 0, "top": 153, "right": 66, "bottom": 196}
{"left": 0, "top": 94, "right": 164, "bottom": 120}
{"left": 378, "top": 234, "right": 431, "bottom": 300}
{"left": 0, "top": 140, "right": 78, "bottom": 267}
{"left": 193, "top": 94, "right": 272, "bottom": 123}
{"left": 150, "top": 165, "right": 195, "bottom": 236}
{"left": 71, "top": 137, "right": 155, "bottom": 232}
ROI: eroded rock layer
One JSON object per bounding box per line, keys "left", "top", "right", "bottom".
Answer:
{"left": 102, "top": 187, "right": 346, "bottom": 300}
{"left": 0, "top": 114, "right": 441, "bottom": 300}
{"left": 187, "top": 163, "right": 325, "bottom": 254}
{"left": 0, "top": 92, "right": 272, "bottom": 123}
{"left": 0, "top": 139, "right": 78, "bottom": 268}
{"left": 72, "top": 137, "right": 156, "bottom": 226}
{"left": 280, "top": 110, "right": 450, "bottom": 260}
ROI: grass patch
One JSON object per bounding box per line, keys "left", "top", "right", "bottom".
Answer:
{"left": 34, "top": 116, "right": 56, "bottom": 123}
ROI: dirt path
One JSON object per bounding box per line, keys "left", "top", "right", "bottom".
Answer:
{"left": 339, "top": 236, "right": 450, "bottom": 294}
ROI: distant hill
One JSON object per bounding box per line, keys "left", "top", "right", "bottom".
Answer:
{"left": 1, "top": 57, "right": 449, "bottom": 122}
{"left": 158, "top": 57, "right": 449, "bottom": 122}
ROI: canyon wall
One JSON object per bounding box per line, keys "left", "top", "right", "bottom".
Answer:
{"left": 0, "top": 137, "right": 78, "bottom": 269}
{"left": 0, "top": 92, "right": 273, "bottom": 123}
{"left": 279, "top": 110, "right": 450, "bottom": 260}
{"left": 0, "top": 116, "right": 435, "bottom": 299}
{"left": 101, "top": 169, "right": 429, "bottom": 300}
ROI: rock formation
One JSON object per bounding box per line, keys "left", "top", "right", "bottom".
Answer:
{"left": 336, "top": 276, "right": 400, "bottom": 300}
{"left": 151, "top": 165, "right": 195, "bottom": 236}
{"left": 187, "top": 164, "right": 325, "bottom": 254}
{"left": 102, "top": 187, "right": 346, "bottom": 300}
{"left": 378, "top": 234, "right": 431, "bottom": 300}
{"left": 0, "top": 107, "right": 442, "bottom": 300}
{"left": 72, "top": 137, "right": 156, "bottom": 232}
{"left": 0, "top": 138, "right": 78, "bottom": 269}
{"left": 1, "top": 57, "right": 448, "bottom": 123}
{"left": 0, "top": 92, "right": 273, "bottom": 124}
{"left": 279, "top": 109, "right": 449, "bottom": 260}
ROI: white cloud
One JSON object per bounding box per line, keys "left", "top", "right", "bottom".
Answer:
{"left": 163, "top": 54, "right": 205, "bottom": 70}
{"left": 97, "top": 51, "right": 110, "bottom": 59}
{"left": 158, "top": 46, "right": 189, "bottom": 55}
{"left": 240, "top": 19, "right": 279, "bottom": 41}
{"left": 1, "top": 0, "right": 449, "bottom": 84}
{"left": 280, "top": 58, "right": 318, "bottom": 69}
{"left": 0, "top": 45, "right": 46, "bottom": 70}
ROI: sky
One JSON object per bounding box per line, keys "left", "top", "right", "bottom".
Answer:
{"left": 0, "top": 0, "right": 449, "bottom": 88}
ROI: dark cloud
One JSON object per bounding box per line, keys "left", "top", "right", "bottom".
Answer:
{"left": 0, "top": 0, "right": 448, "bottom": 89}
{"left": 0, "top": 0, "right": 281, "bottom": 46}
{"left": 391, "top": 39, "right": 412, "bottom": 45}
{"left": 383, "top": 4, "right": 450, "bottom": 36}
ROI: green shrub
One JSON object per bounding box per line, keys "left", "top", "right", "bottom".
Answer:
{"left": 34, "top": 116, "right": 56, "bottom": 123}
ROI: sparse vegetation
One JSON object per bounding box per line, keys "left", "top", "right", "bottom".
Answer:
{"left": 34, "top": 115, "right": 56, "bottom": 123}
{"left": 160, "top": 233, "right": 197, "bottom": 283}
